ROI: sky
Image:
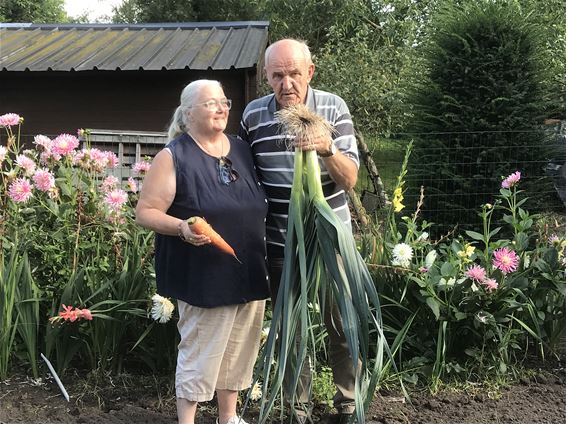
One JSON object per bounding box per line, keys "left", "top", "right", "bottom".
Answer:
{"left": 64, "top": 0, "right": 124, "bottom": 22}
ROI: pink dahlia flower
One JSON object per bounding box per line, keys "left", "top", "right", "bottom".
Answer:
{"left": 482, "top": 278, "right": 498, "bottom": 292}
{"left": 33, "top": 135, "right": 52, "bottom": 151}
{"left": 492, "top": 247, "right": 519, "bottom": 274}
{"left": 15, "top": 154, "right": 37, "bottom": 176}
{"left": 8, "top": 178, "right": 33, "bottom": 203}
{"left": 127, "top": 177, "right": 138, "bottom": 193}
{"left": 502, "top": 171, "right": 521, "bottom": 189}
{"left": 100, "top": 175, "right": 119, "bottom": 193}
{"left": 104, "top": 189, "right": 128, "bottom": 211}
{"left": 104, "top": 151, "right": 119, "bottom": 168}
{"left": 0, "top": 113, "right": 22, "bottom": 127}
{"left": 40, "top": 150, "right": 61, "bottom": 165}
{"left": 465, "top": 264, "right": 487, "bottom": 282}
{"left": 132, "top": 161, "right": 151, "bottom": 176}
{"left": 33, "top": 169, "right": 56, "bottom": 192}
{"left": 52, "top": 134, "right": 79, "bottom": 156}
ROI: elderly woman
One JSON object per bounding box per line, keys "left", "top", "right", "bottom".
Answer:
{"left": 136, "top": 80, "right": 269, "bottom": 424}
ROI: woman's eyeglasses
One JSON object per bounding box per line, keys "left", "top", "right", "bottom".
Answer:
{"left": 217, "top": 156, "right": 239, "bottom": 185}
{"left": 192, "top": 99, "right": 232, "bottom": 111}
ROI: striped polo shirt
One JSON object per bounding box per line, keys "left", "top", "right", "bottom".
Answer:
{"left": 239, "top": 87, "right": 359, "bottom": 253}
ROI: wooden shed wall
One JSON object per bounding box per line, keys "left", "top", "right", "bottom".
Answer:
{"left": 0, "top": 69, "right": 256, "bottom": 138}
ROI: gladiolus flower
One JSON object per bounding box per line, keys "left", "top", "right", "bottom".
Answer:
{"left": 392, "top": 243, "right": 413, "bottom": 267}
{"left": 492, "top": 247, "right": 519, "bottom": 274}
{"left": 78, "top": 308, "right": 93, "bottom": 321}
{"left": 15, "top": 155, "right": 36, "bottom": 176}
{"left": 50, "top": 304, "right": 94, "bottom": 324}
{"left": 482, "top": 278, "right": 498, "bottom": 292}
{"left": 33, "top": 169, "right": 56, "bottom": 192}
{"left": 104, "top": 189, "right": 128, "bottom": 211}
{"left": 151, "top": 294, "right": 175, "bottom": 323}
{"left": 392, "top": 186, "right": 405, "bottom": 212}
{"left": 501, "top": 171, "right": 521, "bottom": 189}
{"left": 465, "top": 264, "right": 487, "bottom": 282}
{"left": 51, "top": 134, "right": 79, "bottom": 156}
{"left": 132, "top": 161, "right": 151, "bottom": 176}
{"left": 8, "top": 178, "right": 33, "bottom": 203}
{"left": 0, "top": 113, "right": 22, "bottom": 127}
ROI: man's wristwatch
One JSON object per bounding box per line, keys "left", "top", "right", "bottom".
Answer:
{"left": 319, "top": 142, "right": 337, "bottom": 158}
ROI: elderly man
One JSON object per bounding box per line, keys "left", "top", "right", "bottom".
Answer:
{"left": 239, "top": 38, "right": 360, "bottom": 424}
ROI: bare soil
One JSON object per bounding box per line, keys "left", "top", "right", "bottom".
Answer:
{"left": 1, "top": 358, "right": 565, "bottom": 423}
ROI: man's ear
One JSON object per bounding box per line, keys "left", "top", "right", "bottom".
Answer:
{"left": 307, "top": 63, "right": 315, "bottom": 82}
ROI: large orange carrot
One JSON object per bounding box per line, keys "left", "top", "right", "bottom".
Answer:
{"left": 187, "top": 216, "right": 241, "bottom": 263}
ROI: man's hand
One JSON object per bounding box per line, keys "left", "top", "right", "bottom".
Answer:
{"left": 293, "top": 131, "right": 333, "bottom": 156}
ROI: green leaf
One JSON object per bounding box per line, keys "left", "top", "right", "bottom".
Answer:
{"left": 465, "top": 230, "right": 484, "bottom": 241}
{"left": 514, "top": 232, "right": 529, "bottom": 251}
{"left": 440, "top": 261, "right": 455, "bottom": 277}
{"left": 426, "top": 297, "right": 441, "bottom": 320}
{"left": 489, "top": 227, "right": 502, "bottom": 237}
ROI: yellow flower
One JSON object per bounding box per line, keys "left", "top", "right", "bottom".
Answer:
{"left": 457, "top": 244, "right": 475, "bottom": 259}
{"left": 392, "top": 187, "right": 405, "bottom": 212}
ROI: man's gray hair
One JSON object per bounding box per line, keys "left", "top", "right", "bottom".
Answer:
{"left": 264, "top": 39, "right": 312, "bottom": 65}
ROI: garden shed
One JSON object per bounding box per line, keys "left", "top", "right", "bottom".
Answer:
{"left": 0, "top": 21, "right": 269, "bottom": 139}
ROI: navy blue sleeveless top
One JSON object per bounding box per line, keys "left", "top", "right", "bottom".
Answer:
{"left": 154, "top": 133, "right": 270, "bottom": 307}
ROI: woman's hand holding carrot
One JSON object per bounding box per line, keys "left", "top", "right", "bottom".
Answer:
{"left": 186, "top": 216, "right": 241, "bottom": 263}
{"left": 178, "top": 219, "right": 211, "bottom": 246}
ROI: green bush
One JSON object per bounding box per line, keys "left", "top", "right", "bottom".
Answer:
{"left": 405, "top": 0, "right": 555, "bottom": 232}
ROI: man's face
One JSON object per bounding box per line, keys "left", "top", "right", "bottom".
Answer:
{"left": 264, "top": 44, "right": 315, "bottom": 107}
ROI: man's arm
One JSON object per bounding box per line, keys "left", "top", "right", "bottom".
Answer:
{"left": 294, "top": 132, "right": 358, "bottom": 191}
{"left": 321, "top": 148, "right": 358, "bottom": 191}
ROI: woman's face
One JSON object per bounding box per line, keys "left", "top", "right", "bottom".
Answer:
{"left": 186, "top": 84, "right": 230, "bottom": 135}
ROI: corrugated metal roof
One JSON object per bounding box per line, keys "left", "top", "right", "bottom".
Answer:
{"left": 0, "top": 22, "right": 269, "bottom": 72}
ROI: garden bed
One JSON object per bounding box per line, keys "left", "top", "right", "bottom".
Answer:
{"left": 1, "top": 358, "right": 564, "bottom": 424}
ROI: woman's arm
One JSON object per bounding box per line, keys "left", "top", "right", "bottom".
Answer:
{"left": 135, "top": 149, "right": 180, "bottom": 236}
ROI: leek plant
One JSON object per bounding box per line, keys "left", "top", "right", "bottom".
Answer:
{"left": 257, "top": 105, "right": 387, "bottom": 423}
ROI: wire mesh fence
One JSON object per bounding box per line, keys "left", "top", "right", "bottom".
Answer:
{"left": 366, "top": 127, "right": 566, "bottom": 233}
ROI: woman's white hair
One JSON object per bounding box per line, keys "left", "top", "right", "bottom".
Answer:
{"left": 167, "top": 79, "right": 223, "bottom": 141}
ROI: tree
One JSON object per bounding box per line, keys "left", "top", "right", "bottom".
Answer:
{"left": 405, "top": 0, "right": 554, "bottom": 232}
{"left": 314, "top": 0, "right": 438, "bottom": 135}
{"left": 113, "top": 0, "right": 264, "bottom": 24}
{"left": 0, "top": 0, "right": 67, "bottom": 23}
